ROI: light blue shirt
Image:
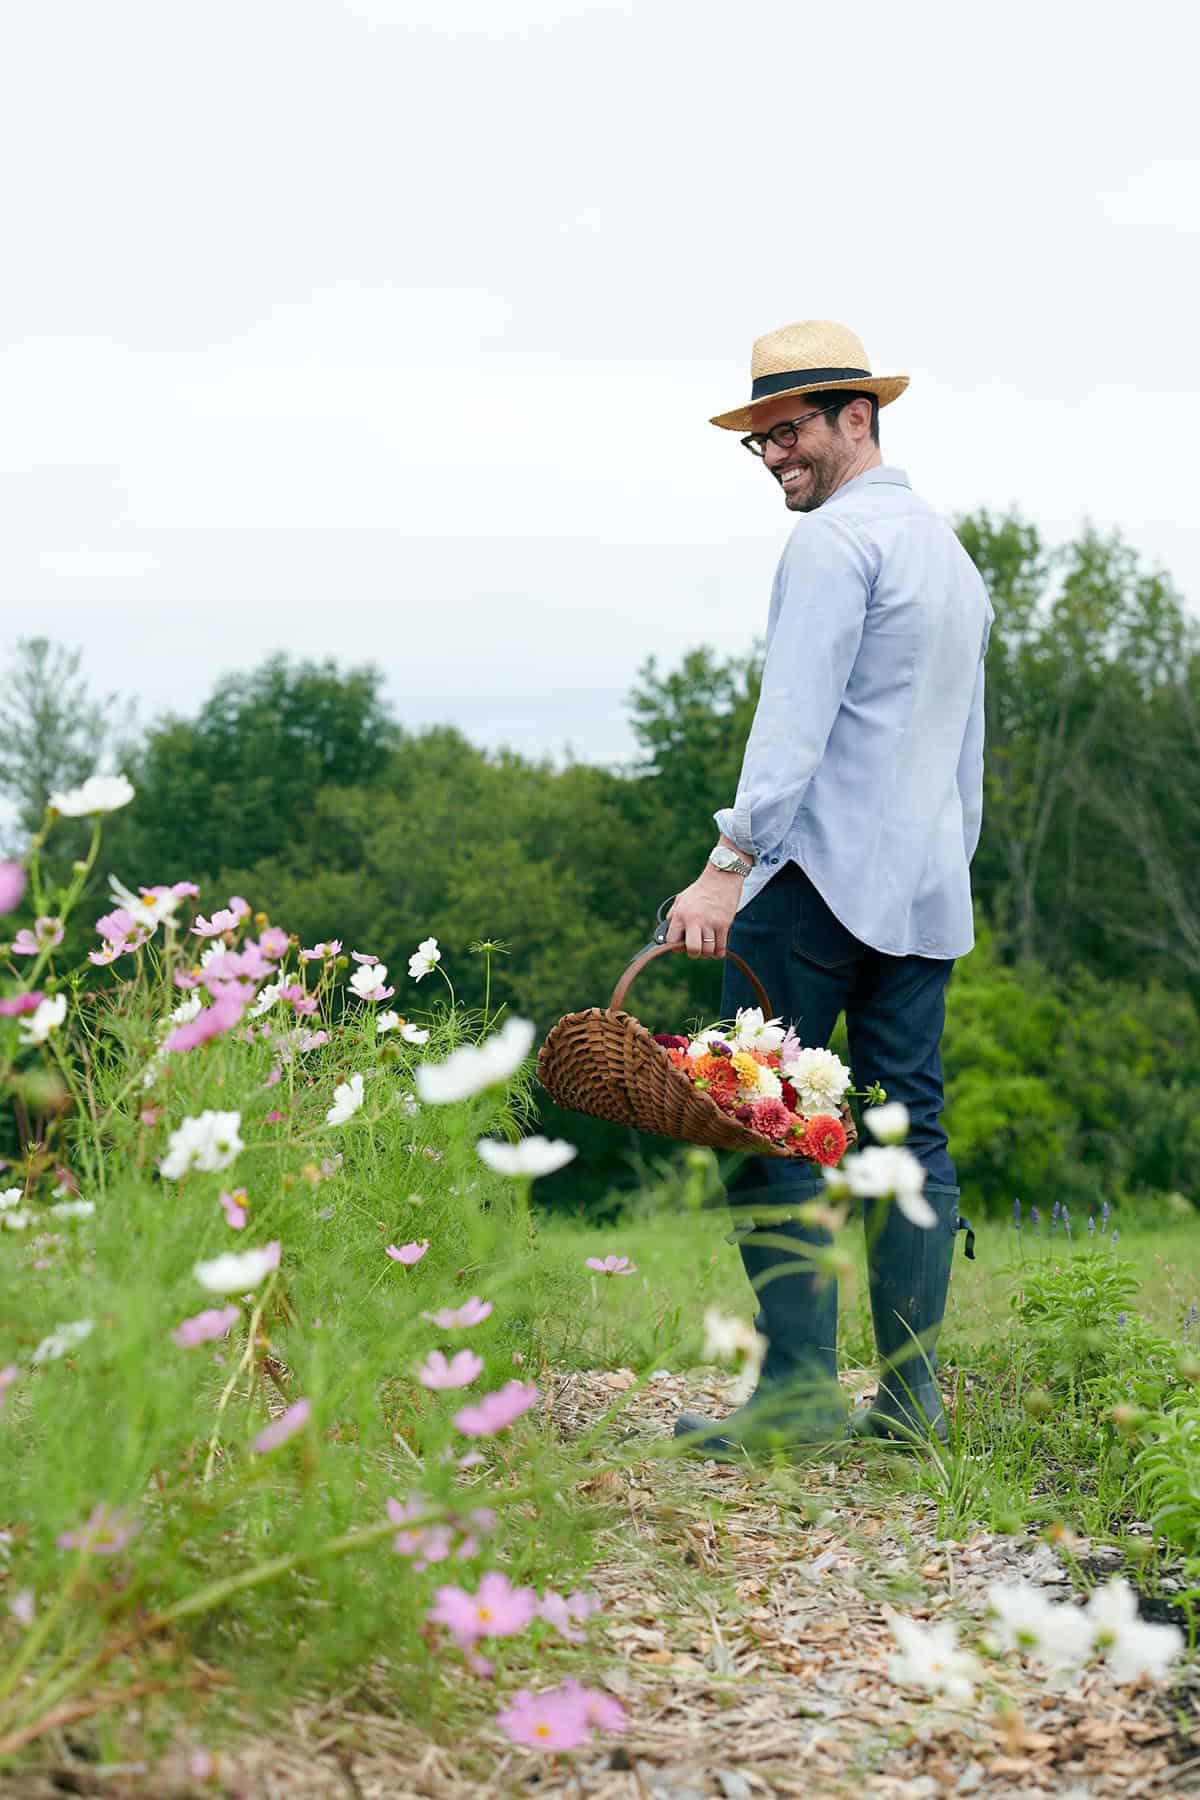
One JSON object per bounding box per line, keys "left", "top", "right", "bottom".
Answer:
{"left": 714, "top": 466, "right": 993, "bottom": 960}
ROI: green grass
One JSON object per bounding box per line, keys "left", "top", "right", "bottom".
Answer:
{"left": 536, "top": 1205, "right": 1200, "bottom": 1372}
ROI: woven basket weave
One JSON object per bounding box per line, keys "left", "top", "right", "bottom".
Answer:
{"left": 535, "top": 940, "right": 857, "bottom": 1160}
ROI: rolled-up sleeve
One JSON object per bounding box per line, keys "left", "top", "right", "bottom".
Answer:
{"left": 714, "top": 515, "right": 874, "bottom": 859}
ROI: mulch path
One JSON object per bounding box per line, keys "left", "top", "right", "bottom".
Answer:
{"left": 6, "top": 1368, "right": 1199, "bottom": 1799}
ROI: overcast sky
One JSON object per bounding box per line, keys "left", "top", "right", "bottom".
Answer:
{"left": 3, "top": 1, "right": 1198, "bottom": 774}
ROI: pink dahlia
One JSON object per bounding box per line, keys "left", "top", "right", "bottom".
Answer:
{"left": 747, "top": 1098, "right": 794, "bottom": 1141}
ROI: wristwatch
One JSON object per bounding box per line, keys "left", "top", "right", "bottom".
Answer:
{"left": 708, "top": 845, "right": 754, "bottom": 877}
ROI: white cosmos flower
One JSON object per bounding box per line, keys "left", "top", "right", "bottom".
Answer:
{"left": 986, "top": 1582, "right": 1094, "bottom": 1670}
{"left": 166, "top": 993, "right": 204, "bottom": 1031}
{"left": 731, "top": 1007, "right": 787, "bottom": 1053}
{"left": 18, "top": 994, "right": 67, "bottom": 1047}
{"left": 702, "top": 1307, "right": 767, "bottom": 1377}
{"left": 887, "top": 1613, "right": 979, "bottom": 1703}
{"left": 476, "top": 1135, "right": 576, "bottom": 1178}
{"left": 47, "top": 774, "right": 135, "bottom": 817}
{"left": 823, "top": 1144, "right": 935, "bottom": 1228}
{"left": 31, "top": 1319, "right": 94, "bottom": 1364}
{"left": 376, "top": 1010, "right": 400, "bottom": 1034}
{"left": 779, "top": 1045, "right": 851, "bottom": 1114}
{"left": 415, "top": 1017, "right": 535, "bottom": 1104}
{"left": 1085, "top": 1578, "right": 1184, "bottom": 1683}
{"left": 2, "top": 1210, "right": 32, "bottom": 1230}
{"left": 48, "top": 1199, "right": 96, "bottom": 1220}
{"left": 194, "top": 1241, "right": 281, "bottom": 1295}
{"left": 0, "top": 1188, "right": 23, "bottom": 1210}
{"left": 408, "top": 937, "right": 442, "bottom": 981}
{"left": 400, "top": 1022, "right": 430, "bottom": 1045}
{"left": 864, "top": 1101, "right": 911, "bottom": 1144}
{"left": 349, "top": 962, "right": 389, "bottom": 1001}
{"left": 159, "top": 1110, "right": 244, "bottom": 1180}
{"left": 326, "top": 1073, "right": 365, "bottom": 1125}
{"left": 107, "top": 875, "right": 181, "bottom": 929}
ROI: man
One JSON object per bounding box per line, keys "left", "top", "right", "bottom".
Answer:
{"left": 667, "top": 320, "right": 993, "bottom": 1453}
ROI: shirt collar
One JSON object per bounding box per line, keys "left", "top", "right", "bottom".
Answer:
{"left": 829, "top": 465, "right": 911, "bottom": 498}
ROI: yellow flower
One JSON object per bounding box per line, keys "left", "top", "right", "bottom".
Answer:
{"left": 731, "top": 1052, "right": 761, "bottom": 1088}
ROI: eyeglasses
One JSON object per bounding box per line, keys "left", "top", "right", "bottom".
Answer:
{"left": 740, "top": 403, "right": 839, "bottom": 457}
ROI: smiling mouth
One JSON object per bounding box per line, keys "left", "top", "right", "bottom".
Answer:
{"left": 780, "top": 465, "right": 810, "bottom": 490}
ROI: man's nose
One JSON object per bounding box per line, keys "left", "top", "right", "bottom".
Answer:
{"left": 763, "top": 440, "right": 789, "bottom": 470}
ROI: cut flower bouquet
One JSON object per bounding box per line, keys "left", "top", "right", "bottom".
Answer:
{"left": 652, "top": 1007, "right": 859, "bottom": 1164}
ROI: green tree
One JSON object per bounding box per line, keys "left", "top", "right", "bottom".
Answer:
{"left": 0, "top": 638, "right": 133, "bottom": 845}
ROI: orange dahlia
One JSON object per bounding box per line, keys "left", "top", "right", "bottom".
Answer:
{"left": 693, "top": 1052, "right": 737, "bottom": 1088}
{"left": 666, "top": 1047, "right": 690, "bottom": 1070}
{"left": 798, "top": 1113, "right": 848, "bottom": 1167}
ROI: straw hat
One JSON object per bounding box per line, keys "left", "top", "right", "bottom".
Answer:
{"left": 710, "top": 320, "right": 908, "bottom": 432}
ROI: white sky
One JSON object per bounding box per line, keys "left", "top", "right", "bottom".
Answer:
{"left": 3, "top": 0, "right": 1198, "bottom": 772}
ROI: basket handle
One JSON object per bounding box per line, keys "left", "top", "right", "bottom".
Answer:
{"left": 608, "top": 941, "right": 773, "bottom": 1016}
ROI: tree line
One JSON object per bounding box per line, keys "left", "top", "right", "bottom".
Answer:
{"left": 4, "top": 508, "right": 1199, "bottom": 1217}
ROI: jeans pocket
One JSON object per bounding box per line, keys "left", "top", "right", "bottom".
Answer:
{"left": 790, "top": 875, "right": 861, "bottom": 972}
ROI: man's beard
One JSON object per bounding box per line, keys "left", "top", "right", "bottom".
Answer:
{"left": 782, "top": 452, "right": 844, "bottom": 512}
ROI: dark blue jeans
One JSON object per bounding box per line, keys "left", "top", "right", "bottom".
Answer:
{"left": 720, "top": 861, "right": 957, "bottom": 1197}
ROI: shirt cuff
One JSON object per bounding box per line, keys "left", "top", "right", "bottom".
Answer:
{"left": 713, "top": 807, "right": 756, "bottom": 860}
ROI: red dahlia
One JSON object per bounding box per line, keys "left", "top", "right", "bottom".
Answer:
{"left": 799, "top": 1114, "right": 848, "bottom": 1166}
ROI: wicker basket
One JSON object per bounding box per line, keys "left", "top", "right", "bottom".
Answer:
{"left": 535, "top": 939, "right": 857, "bottom": 1160}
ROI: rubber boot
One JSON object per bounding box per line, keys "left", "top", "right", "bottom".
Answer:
{"left": 675, "top": 1196, "right": 847, "bottom": 1457}
{"left": 853, "top": 1181, "right": 960, "bottom": 1445}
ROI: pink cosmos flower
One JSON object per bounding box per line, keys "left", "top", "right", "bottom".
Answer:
{"left": 173, "top": 968, "right": 201, "bottom": 990}
{"left": 0, "top": 1365, "right": 18, "bottom": 1407}
{"left": 171, "top": 1305, "right": 241, "bottom": 1348}
{"left": 351, "top": 950, "right": 379, "bottom": 965}
{"left": 257, "top": 927, "right": 289, "bottom": 960}
{"left": 139, "top": 1106, "right": 160, "bottom": 1125}
{"left": 300, "top": 1028, "right": 329, "bottom": 1052}
{"left": 263, "top": 1065, "right": 282, "bottom": 1089}
{"left": 452, "top": 1380, "right": 539, "bottom": 1438}
{"left": 496, "top": 1687, "right": 592, "bottom": 1751}
{"left": 585, "top": 1254, "right": 637, "bottom": 1276}
{"left": 11, "top": 916, "right": 64, "bottom": 955}
{"left": 0, "top": 991, "right": 43, "bottom": 1016}
{"left": 165, "top": 992, "right": 246, "bottom": 1053}
{"left": 57, "top": 1503, "right": 138, "bottom": 1555}
{"left": 386, "top": 1240, "right": 429, "bottom": 1265}
{"left": 219, "top": 1188, "right": 248, "bottom": 1229}
{"left": 558, "top": 1680, "right": 628, "bottom": 1734}
{"left": 88, "top": 939, "right": 132, "bottom": 965}
{"left": 418, "top": 1349, "right": 484, "bottom": 1390}
{"left": 0, "top": 861, "right": 27, "bottom": 913}
{"left": 191, "top": 899, "right": 249, "bottom": 938}
{"left": 537, "top": 1590, "right": 601, "bottom": 1644}
{"left": 251, "top": 1397, "right": 311, "bottom": 1454}
{"left": 95, "top": 906, "right": 138, "bottom": 944}
{"left": 299, "top": 940, "right": 342, "bottom": 962}
{"left": 429, "top": 1571, "right": 537, "bottom": 1648}
{"left": 8, "top": 1589, "right": 35, "bottom": 1627}
{"left": 388, "top": 1499, "right": 456, "bottom": 1569}
{"left": 420, "top": 1297, "right": 494, "bottom": 1330}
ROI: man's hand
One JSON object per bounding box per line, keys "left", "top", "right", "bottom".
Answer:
{"left": 665, "top": 870, "right": 743, "bottom": 959}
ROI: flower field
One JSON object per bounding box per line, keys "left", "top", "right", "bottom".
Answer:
{"left": 2, "top": 788, "right": 1199, "bottom": 1795}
